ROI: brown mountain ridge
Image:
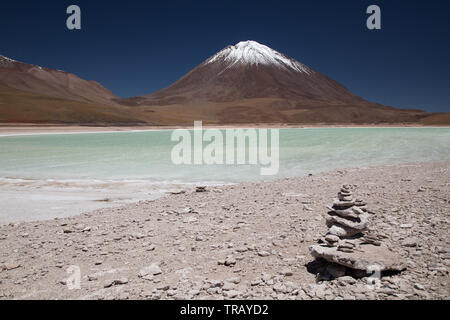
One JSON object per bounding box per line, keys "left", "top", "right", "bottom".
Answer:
{"left": 0, "top": 42, "right": 448, "bottom": 125}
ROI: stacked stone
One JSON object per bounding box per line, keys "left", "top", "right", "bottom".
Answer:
{"left": 322, "top": 185, "right": 369, "bottom": 252}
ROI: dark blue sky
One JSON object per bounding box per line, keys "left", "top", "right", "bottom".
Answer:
{"left": 1, "top": 0, "right": 449, "bottom": 112}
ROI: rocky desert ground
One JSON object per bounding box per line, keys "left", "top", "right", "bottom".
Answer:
{"left": 0, "top": 162, "right": 449, "bottom": 300}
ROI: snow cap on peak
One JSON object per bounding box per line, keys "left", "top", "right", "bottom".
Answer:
{"left": 0, "top": 55, "right": 17, "bottom": 68}
{"left": 0, "top": 55, "right": 16, "bottom": 62}
{"left": 206, "top": 40, "right": 311, "bottom": 74}
{"left": 234, "top": 40, "right": 269, "bottom": 48}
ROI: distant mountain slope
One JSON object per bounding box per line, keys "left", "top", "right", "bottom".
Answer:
{"left": 0, "top": 84, "right": 147, "bottom": 125}
{"left": 0, "top": 55, "right": 151, "bottom": 124}
{"left": 0, "top": 55, "right": 118, "bottom": 106}
{"left": 420, "top": 113, "right": 450, "bottom": 125}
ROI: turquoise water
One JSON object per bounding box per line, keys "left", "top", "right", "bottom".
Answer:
{"left": 0, "top": 128, "right": 449, "bottom": 183}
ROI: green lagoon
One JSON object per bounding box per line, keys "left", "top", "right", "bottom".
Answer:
{"left": 0, "top": 127, "right": 449, "bottom": 182}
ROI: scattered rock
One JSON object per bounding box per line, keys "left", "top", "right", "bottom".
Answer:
{"left": 337, "top": 276, "right": 357, "bottom": 286}
{"left": 257, "top": 251, "right": 271, "bottom": 257}
{"left": 402, "top": 237, "right": 418, "bottom": 247}
{"left": 139, "top": 264, "right": 162, "bottom": 280}
{"left": 169, "top": 190, "right": 186, "bottom": 195}
{"left": 196, "top": 186, "right": 207, "bottom": 193}
{"left": 183, "top": 216, "right": 198, "bottom": 223}
{"left": 224, "top": 257, "right": 236, "bottom": 266}
{"left": 414, "top": 283, "right": 425, "bottom": 291}
{"left": 223, "top": 290, "right": 240, "bottom": 298}
{"left": 104, "top": 278, "right": 128, "bottom": 288}
{"left": 157, "top": 284, "right": 170, "bottom": 291}
{"left": 222, "top": 282, "right": 235, "bottom": 291}
{"left": 226, "top": 277, "right": 241, "bottom": 284}
{"left": 166, "top": 289, "right": 177, "bottom": 296}
{"left": 280, "top": 268, "right": 293, "bottom": 276}
{"left": 87, "top": 275, "right": 98, "bottom": 281}
{"left": 251, "top": 279, "right": 262, "bottom": 286}
{"left": 209, "top": 280, "right": 223, "bottom": 288}
{"left": 2, "top": 264, "right": 21, "bottom": 271}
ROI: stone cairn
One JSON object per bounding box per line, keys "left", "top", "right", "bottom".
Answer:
{"left": 322, "top": 185, "right": 370, "bottom": 251}
{"left": 309, "top": 185, "right": 405, "bottom": 276}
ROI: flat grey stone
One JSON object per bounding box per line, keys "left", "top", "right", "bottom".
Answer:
{"left": 309, "top": 244, "right": 406, "bottom": 272}
{"left": 328, "top": 224, "right": 362, "bottom": 237}
{"left": 332, "top": 199, "right": 355, "bottom": 209}
{"left": 326, "top": 213, "right": 369, "bottom": 231}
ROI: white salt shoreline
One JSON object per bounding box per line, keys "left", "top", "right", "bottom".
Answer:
{"left": 0, "top": 125, "right": 448, "bottom": 137}
{"left": 0, "top": 177, "right": 230, "bottom": 225}
{"left": 0, "top": 129, "right": 168, "bottom": 137}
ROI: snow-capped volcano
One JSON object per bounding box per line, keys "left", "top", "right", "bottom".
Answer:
{"left": 120, "top": 40, "right": 427, "bottom": 124}
{"left": 123, "top": 40, "right": 366, "bottom": 106}
{"left": 206, "top": 40, "right": 311, "bottom": 74}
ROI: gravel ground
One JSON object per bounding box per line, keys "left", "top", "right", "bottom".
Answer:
{"left": 0, "top": 162, "right": 449, "bottom": 300}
